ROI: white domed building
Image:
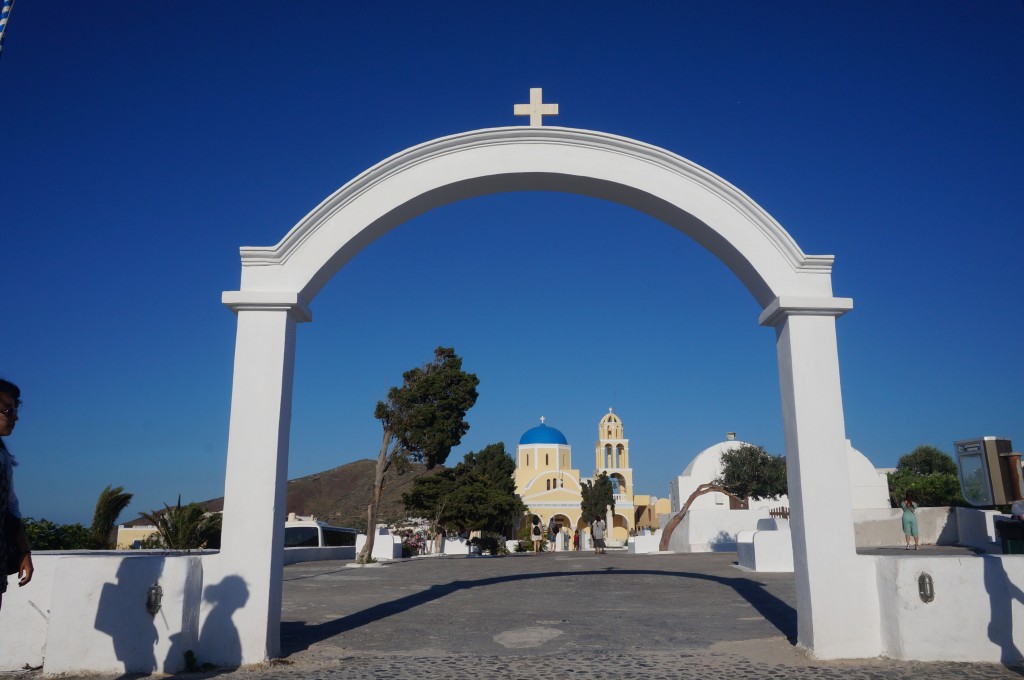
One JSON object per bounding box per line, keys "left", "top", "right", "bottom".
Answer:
{"left": 666, "top": 434, "right": 891, "bottom": 552}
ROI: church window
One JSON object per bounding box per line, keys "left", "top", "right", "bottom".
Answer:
{"left": 545, "top": 454, "right": 549, "bottom": 466}
{"left": 526, "top": 454, "right": 529, "bottom": 466}
{"left": 546, "top": 479, "right": 551, "bottom": 490}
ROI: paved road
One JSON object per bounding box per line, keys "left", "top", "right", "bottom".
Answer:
{"left": 42, "top": 550, "right": 1024, "bottom": 679}
{"left": 266, "top": 550, "right": 1020, "bottom": 679}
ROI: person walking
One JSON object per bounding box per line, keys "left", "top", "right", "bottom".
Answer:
{"left": 901, "top": 490, "right": 919, "bottom": 550}
{"left": 1, "top": 378, "right": 33, "bottom": 612}
{"left": 592, "top": 517, "right": 606, "bottom": 555}
{"left": 531, "top": 515, "right": 543, "bottom": 554}
{"left": 572, "top": 529, "right": 580, "bottom": 551}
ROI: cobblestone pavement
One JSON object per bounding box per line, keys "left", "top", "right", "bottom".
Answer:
{"left": 27, "top": 550, "right": 1024, "bottom": 679}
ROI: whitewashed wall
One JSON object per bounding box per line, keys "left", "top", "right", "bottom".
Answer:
{"left": 1, "top": 552, "right": 206, "bottom": 675}
{"left": 852, "top": 507, "right": 959, "bottom": 547}
{"left": 874, "top": 554, "right": 1024, "bottom": 662}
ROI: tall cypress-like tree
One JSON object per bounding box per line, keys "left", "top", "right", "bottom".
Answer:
{"left": 359, "top": 347, "right": 479, "bottom": 563}
{"left": 580, "top": 472, "right": 615, "bottom": 525}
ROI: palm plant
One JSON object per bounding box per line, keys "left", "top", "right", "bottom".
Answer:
{"left": 89, "top": 485, "right": 134, "bottom": 549}
{"left": 139, "top": 497, "right": 222, "bottom": 550}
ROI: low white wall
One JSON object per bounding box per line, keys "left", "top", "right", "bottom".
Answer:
{"left": 874, "top": 554, "right": 1024, "bottom": 662}
{"left": 441, "top": 536, "right": 469, "bottom": 555}
{"left": 956, "top": 507, "right": 1007, "bottom": 552}
{"left": 736, "top": 518, "right": 794, "bottom": 572}
{"left": 1, "top": 551, "right": 208, "bottom": 675}
{"left": 852, "top": 507, "right": 959, "bottom": 547}
{"left": 355, "top": 529, "right": 402, "bottom": 561}
{"left": 666, "top": 508, "right": 770, "bottom": 552}
{"left": 627, "top": 533, "right": 662, "bottom": 554}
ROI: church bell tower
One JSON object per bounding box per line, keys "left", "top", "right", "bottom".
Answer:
{"left": 595, "top": 408, "right": 635, "bottom": 497}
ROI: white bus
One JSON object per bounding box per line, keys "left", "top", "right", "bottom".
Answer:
{"left": 284, "top": 519, "right": 357, "bottom": 548}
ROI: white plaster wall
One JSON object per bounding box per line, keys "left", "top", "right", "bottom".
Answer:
{"left": 736, "top": 518, "right": 794, "bottom": 572}
{"left": 852, "top": 507, "right": 959, "bottom": 547}
{"left": 671, "top": 439, "right": 888, "bottom": 514}
{"left": 355, "top": 530, "right": 402, "bottom": 561}
{"left": 441, "top": 536, "right": 469, "bottom": 555}
{"left": 847, "top": 442, "right": 891, "bottom": 510}
{"left": 957, "top": 507, "right": 1007, "bottom": 551}
{"left": 667, "top": 508, "right": 771, "bottom": 552}
{"left": 874, "top": 554, "right": 1024, "bottom": 663}
{"left": 627, "top": 533, "right": 662, "bottom": 554}
{"left": 34, "top": 553, "right": 202, "bottom": 675}
{"left": 0, "top": 551, "right": 58, "bottom": 670}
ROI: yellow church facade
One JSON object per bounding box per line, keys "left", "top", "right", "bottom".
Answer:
{"left": 514, "top": 410, "right": 670, "bottom": 543}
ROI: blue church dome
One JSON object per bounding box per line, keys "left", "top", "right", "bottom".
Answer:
{"left": 519, "top": 421, "right": 568, "bottom": 445}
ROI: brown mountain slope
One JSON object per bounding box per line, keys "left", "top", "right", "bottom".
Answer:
{"left": 195, "top": 459, "right": 443, "bottom": 531}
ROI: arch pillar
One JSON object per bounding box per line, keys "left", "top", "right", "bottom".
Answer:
{"left": 759, "top": 296, "right": 879, "bottom": 658}
{"left": 200, "top": 292, "right": 311, "bottom": 665}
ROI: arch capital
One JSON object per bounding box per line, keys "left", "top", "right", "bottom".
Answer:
{"left": 758, "top": 296, "right": 853, "bottom": 328}
{"left": 222, "top": 291, "right": 313, "bottom": 322}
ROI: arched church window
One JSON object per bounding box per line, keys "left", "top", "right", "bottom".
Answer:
{"left": 545, "top": 454, "right": 549, "bottom": 466}
{"left": 526, "top": 454, "right": 529, "bottom": 466}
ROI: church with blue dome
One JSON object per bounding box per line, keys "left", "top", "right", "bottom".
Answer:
{"left": 513, "top": 410, "right": 670, "bottom": 545}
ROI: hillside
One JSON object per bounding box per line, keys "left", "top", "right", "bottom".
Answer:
{"left": 196, "top": 459, "right": 443, "bottom": 531}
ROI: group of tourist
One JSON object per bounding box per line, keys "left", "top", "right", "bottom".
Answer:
{"left": 529, "top": 515, "right": 608, "bottom": 554}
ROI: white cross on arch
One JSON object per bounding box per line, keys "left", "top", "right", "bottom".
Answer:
{"left": 514, "top": 88, "right": 558, "bottom": 127}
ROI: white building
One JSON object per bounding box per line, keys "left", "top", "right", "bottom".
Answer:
{"left": 666, "top": 435, "right": 890, "bottom": 552}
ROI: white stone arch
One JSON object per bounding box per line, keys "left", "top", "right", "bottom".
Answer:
{"left": 210, "top": 126, "right": 874, "bottom": 665}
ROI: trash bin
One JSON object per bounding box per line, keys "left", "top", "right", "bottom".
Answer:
{"left": 994, "top": 518, "right": 1024, "bottom": 554}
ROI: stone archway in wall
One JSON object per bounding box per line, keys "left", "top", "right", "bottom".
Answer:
{"left": 207, "top": 126, "right": 880, "bottom": 666}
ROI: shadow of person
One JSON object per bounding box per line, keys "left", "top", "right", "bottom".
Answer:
{"left": 94, "top": 557, "right": 164, "bottom": 678}
{"left": 982, "top": 554, "right": 1024, "bottom": 668}
{"left": 197, "top": 575, "right": 250, "bottom": 669}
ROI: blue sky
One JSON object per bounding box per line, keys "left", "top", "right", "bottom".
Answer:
{"left": 3, "top": 2, "right": 1022, "bottom": 526}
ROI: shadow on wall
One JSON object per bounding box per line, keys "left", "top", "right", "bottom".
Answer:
{"left": 93, "top": 560, "right": 249, "bottom": 675}
{"left": 95, "top": 558, "right": 164, "bottom": 676}
{"left": 983, "top": 555, "right": 1024, "bottom": 664}
{"left": 196, "top": 575, "right": 249, "bottom": 669}
{"left": 709, "top": 531, "right": 737, "bottom": 552}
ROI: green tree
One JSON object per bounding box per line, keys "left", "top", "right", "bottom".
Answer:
{"left": 713, "top": 444, "right": 787, "bottom": 502}
{"left": 580, "top": 472, "right": 615, "bottom": 525}
{"left": 403, "top": 443, "right": 525, "bottom": 540}
{"left": 89, "top": 485, "right": 134, "bottom": 549}
{"left": 894, "top": 445, "right": 957, "bottom": 476}
{"left": 659, "top": 444, "right": 784, "bottom": 552}
{"left": 360, "top": 346, "right": 479, "bottom": 563}
{"left": 139, "top": 497, "right": 222, "bottom": 550}
{"left": 887, "top": 445, "right": 964, "bottom": 507}
{"left": 402, "top": 468, "right": 459, "bottom": 546}
{"left": 22, "top": 517, "right": 93, "bottom": 550}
